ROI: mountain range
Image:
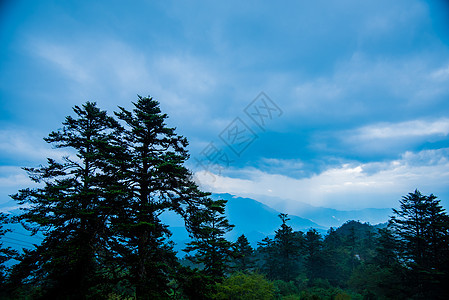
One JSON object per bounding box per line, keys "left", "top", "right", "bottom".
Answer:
{"left": 210, "top": 193, "right": 391, "bottom": 245}
{"left": 2, "top": 193, "right": 392, "bottom": 253}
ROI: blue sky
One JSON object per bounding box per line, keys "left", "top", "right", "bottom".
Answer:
{"left": 1, "top": 0, "right": 449, "bottom": 213}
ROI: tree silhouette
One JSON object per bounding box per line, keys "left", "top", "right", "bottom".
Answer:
{"left": 10, "top": 102, "right": 120, "bottom": 298}
{"left": 390, "top": 189, "right": 449, "bottom": 298}
{"left": 232, "top": 234, "right": 255, "bottom": 272}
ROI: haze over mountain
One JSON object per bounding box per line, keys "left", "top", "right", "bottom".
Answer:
{"left": 216, "top": 193, "right": 391, "bottom": 229}
{"left": 158, "top": 193, "right": 392, "bottom": 249}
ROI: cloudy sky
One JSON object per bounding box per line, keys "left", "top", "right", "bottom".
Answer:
{"left": 1, "top": 0, "right": 449, "bottom": 212}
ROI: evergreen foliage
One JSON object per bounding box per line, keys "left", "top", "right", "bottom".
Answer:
{"left": 0, "top": 213, "right": 17, "bottom": 294}
{"left": 214, "top": 272, "right": 275, "bottom": 300}
{"left": 232, "top": 234, "right": 255, "bottom": 272}
{"left": 390, "top": 189, "right": 449, "bottom": 299}
{"left": 257, "top": 214, "right": 303, "bottom": 281}
{"left": 4, "top": 97, "right": 233, "bottom": 299}
{"left": 10, "top": 102, "right": 121, "bottom": 298}
{"left": 185, "top": 198, "right": 234, "bottom": 281}
{"left": 110, "top": 96, "right": 205, "bottom": 298}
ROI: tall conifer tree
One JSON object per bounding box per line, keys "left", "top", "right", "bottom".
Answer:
{"left": 112, "top": 96, "right": 218, "bottom": 298}
{"left": 232, "top": 234, "right": 255, "bottom": 272}
{"left": 11, "top": 102, "right": 120, "bottom": 298}
{"left": 185, "top": 198, "right": 234, "bottom": 281}
{"left": 390, "top": 190, "right": 449, "bottom": 298}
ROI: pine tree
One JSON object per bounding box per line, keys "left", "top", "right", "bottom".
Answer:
{"left": 8, "top": 96, "right": 234, "bottom": 299}
{"left": 373, "top": 227, "right": 398, "bottom": 268}
{"left": 304, "top": 229, "right": 325, "bottom": 281}
{"left": 232, "top": 234, "right": 255, "bottom": 272}
{"left": 256, "top": 237, "right": 277, "bottom": 279}
{"left": 10, "top": 102, "right": 120, "bottom": 298}
{"left": 275, "top": 213, "right": 303, "bottom": 281}
{"left": 0, "top": 213, "right": 17, "bottom": 293}
{"left": 258, "top": 214, "right": 303, "bottom": 281}
{"left": 111, "top": 96, "right": 214, "bottom": 298}
{"left": 390, "top": 189, "right": 449, "bottom": 299}
{"left": 391, "top": 190, "right": 448, "bottom": 269}
{"left": 322, "top": 227, "right": 346, "bottom": 286}
{"left": 185, "top": 198, "right": 234, "bottom": 281}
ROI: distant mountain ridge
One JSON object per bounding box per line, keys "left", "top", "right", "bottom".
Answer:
{"left": 2, "top": 193, "right": 392, "bottom": 254}
{"left": 213, "top": 193, "right": 325, "bottom": 244}
{"left": 213, "top": 193, "right": 392, "bottom": 230}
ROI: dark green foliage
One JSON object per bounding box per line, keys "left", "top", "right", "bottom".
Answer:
{"left": 322, "top": 227, "right": 349, "bottom": 286}
{"left": 373, "top": 227, "right": 399, "bottom": 268}
{"left": 391, "top": 190, "right": 449, "bottom": 269}
{"left": 7, "top": 97, "right": 234, "bottom": 299}
{"left": 348, "top": 263, "right": 407, "bottom": 299}
{"left": 174, "top": 266, "right": 215, "bottom": 300}
{"left": 257, "top": 214, "right": 304, "bottom": 281}
{"left": 214, "top": 272, "right": 275, "bottom": 300}
{"left": 274, "top": 214, "right": 304, "bottom": 281}
{"left": 390, "top": 189, "right": 449, "bottom": 299}
{"left": 273, "top": 279, "right": 299, "bottom": 298}
{"left": 110, "top": 96, "right": 199, "bottom": 298}
{"left": 10, "top": 102, "right": 120, "bottom": 298}
{"left": 304, "top": 229, "right": 326, "bottom": 281}
{"left": 232, "top": 234, "right": 256, "bottom": 272}
{"left": 199, "top": 189, "right": 447, "bottom": 299}
{"left": 0, "top": 213, "right": 17, "bottom": 295}
{"left": 185, "top": 198, "right": 234, "bottom": 281}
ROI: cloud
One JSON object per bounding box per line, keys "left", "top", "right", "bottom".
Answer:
{"left": 0, "top": 129, "right": 70, "bottom": 207}
{"left": 0, "top": 129, "right": 71, "bottom": 164}
{"left": 30, "top": 37, "right": 219, "bottom": 98}
{"left": 358, "top": 1, "right": 427, "bottom": 38}
{"left": 287, "top": 53, "right": 449, "bottom": 125}
{"left": 0, "top": 166, "right": 35, "bottom": 209}
{"left": 431, "top": 63, "right": 449, "bottom": 81}
{"left": 321, "top": 118, "right": 449, "bottom": 158}
{"left": 0, "top": 166, "right": 31, "bottom": 188}
{"left": 33, "top": 42, "right": 92, "bottom": 83}
{"left": 194, "top": 148, "right": 449, "bottom": 210}
{"left": 31, "top": 38, "right": 151, "bottom": 94}
{"left": 353, "top": 118, "right": 449, "bottom": 139}
{"left": 28, "top": 36, "right": 224, "bottom": 135}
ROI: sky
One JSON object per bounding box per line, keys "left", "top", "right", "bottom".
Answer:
{"left": 1, "top": 0, "right": 449, "bottom": 213}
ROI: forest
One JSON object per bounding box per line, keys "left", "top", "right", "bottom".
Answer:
{"left": 0, "top": 96, "right": 449, "bottom": 299}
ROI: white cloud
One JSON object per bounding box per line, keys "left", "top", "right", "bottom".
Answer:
{"left": 0, "top": 129, "right": 71, "bottom": 162}
{"left": 0, "top": 166, "right": 31, "bottom": 188}
{"left": 29, "top": 37, "right": 221, "bottom": 131}
{"left": 195, "top": 148, "right": 449, "bottom": 210}
{"left": 33, "top": 42, "right": 92, "bottom": 83}
{"left": 359, "top": 1, "right": 426, "bottom": 37}
{"left": 431, "top": 64, "right": 449, "bottom": 81}
{"left": 330, "top": 118, "right": 449, "bottom": 156}
{"left": 31, "top": 37, "right": 218, "bottom": 100}
{"left": 31, "top": 38, "right": 152, "bottom": 95}
{"left": 0, "top": 166, "right": 35, "bottom": 209}
{"left": 0, "top": 130, "right": 70, "bottom": 207}
{"left": 289, "top": 54, "right": 449, "bottom": 121}
{"left": 351, "top": 118, "right": 449, "bottom": 140}
{"left": 153, "top": 55, "right": 217, "bottom": 94}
